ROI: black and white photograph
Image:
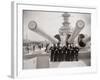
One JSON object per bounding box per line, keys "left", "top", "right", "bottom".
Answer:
{"left": 23, "top": 10, "right": 91, "bottom": 69}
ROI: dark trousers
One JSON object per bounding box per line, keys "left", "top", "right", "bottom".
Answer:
{"left": 54, "top": 53, "right": 58, "bottom": 61}
{"left": 51, "top": 52, "right": 54, "bottom": 61}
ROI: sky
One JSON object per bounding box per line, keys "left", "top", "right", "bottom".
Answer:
{"left": 23, "top": 10, "right": 91, "bottom": 41}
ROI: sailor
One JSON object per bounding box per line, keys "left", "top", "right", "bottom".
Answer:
{"left": 62, "top": 46, "right": 66, "bottom": 61}
{"left": 67, "top": 44, "right": 70, "bottom": 61}
{"left": 65, "top": 47, "right": 68, "bottom": 61}
{"left": 74, "top": 46, "right": 79, "bottom": 61}
{"left": 70, "top": 43, "right": 75, "bottom": 61}
{"left": 57, "top": 43, "right": 61, "bottom": 61}
{"left": 53, "top": 44, "right": 58, "bottom": 61}
{"left": 50, "top": 45, "right": 54, "bottom": 61}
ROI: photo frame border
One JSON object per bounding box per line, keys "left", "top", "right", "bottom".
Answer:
{"left": 11, "top": 1, "right": 97, "bottom": 78}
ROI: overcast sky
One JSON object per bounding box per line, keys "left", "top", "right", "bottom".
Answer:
{"left": 23, "top": 10, "right": 91, "bottom": 41}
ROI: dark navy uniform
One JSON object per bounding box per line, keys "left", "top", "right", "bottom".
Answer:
{"left": 70, "top": 47, "right": 74, "bottom": 61}
{"left": 54, "top": 47, "right": 58, "bottom": 61}
{"left": 67, "top": 47, "right": 70, "bottom": 61}
{"left": 62, "top": 46, "right": 66, "bottom": 61}
{"left": 58, "top": 46, "right": 62, "bottom": 61}
{"left": 50, "top": 46, "right": 54, "bottom": 61}
{"left": 74, "top": 47, "right": 79, "bottom": 61}
{"left": 65, "top": 48, "right": 68, "bottom": 61}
